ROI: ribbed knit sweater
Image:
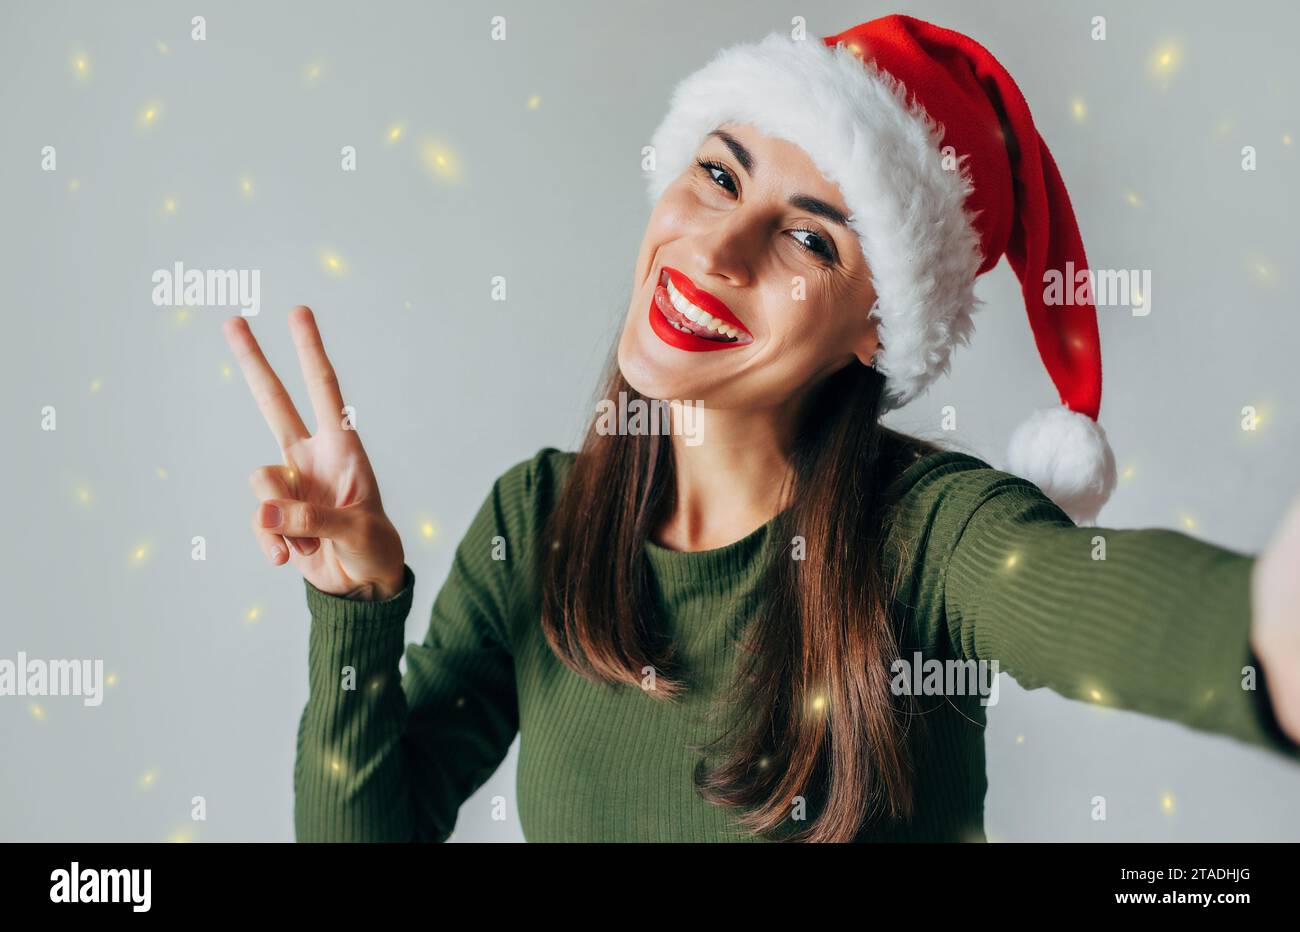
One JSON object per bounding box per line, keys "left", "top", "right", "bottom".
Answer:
{"left": 294, "top": 445, "right": 1300, "bottom": 842}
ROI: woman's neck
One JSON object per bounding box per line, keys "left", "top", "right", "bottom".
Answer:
{"left": 652, "top": 405, "right": 798, "bottom": 553}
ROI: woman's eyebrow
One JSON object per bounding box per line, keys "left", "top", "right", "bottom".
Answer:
{"left": 706, "top": 129, "right": 755, "bottom": 174}
{"left": 706, "top": 129, "right": 852, "bottom": 229}
{"left": 788, "top": 194, "right": 851, "bottom": 229}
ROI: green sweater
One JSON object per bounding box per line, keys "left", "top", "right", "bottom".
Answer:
{"left": 294, "top": 445, "right": 1300, "bottom": 842}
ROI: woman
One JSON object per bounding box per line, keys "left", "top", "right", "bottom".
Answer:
{"left": 223, "top": 15, "right": 1300, "bottom": 842}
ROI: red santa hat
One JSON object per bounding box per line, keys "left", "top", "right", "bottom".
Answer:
{"left": 644, "top": 14, "right": 1118, "bottom": 524}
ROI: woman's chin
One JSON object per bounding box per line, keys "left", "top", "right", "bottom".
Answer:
{"left": 617, "top": 320, "right": 708, "bottom": 401}
{"left": 616, "top": 346, "right": 672, "bottom": 401}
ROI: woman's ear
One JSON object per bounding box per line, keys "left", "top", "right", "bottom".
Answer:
{"left": 853, "top": 317, "right": 882, "bottom": 368}
{"left": 854, "top": 344, "right": 880, "bottom": 368}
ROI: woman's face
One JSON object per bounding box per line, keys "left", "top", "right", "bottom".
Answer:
{"left": 618, "top": 121, "right": 879, "bottom": 411}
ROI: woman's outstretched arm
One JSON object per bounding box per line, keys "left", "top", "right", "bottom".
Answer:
{"left": 897, "top": 453, "right": 1300, "bottom": 759}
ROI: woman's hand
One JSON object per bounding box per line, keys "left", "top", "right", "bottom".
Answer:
{"left": 223, "top": 306, "right": 406, "bottom": 601}
{"left": 1251, "top": 489, "right": 1300, "bottom": 744}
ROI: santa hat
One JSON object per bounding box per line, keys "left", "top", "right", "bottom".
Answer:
{"left": 643, "top": 14, "right": 1117, "bottom": 524}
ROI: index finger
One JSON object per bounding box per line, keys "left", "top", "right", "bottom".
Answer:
{"left": 223, "top": 316, "right": 311, "bottom": 450}
{"left": 287, "top": 306, "right": 347, "bottom": 433}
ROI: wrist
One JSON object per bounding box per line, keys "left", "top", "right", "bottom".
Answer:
{"left": 370, "top": 565, "right": 409, "bottom": 601}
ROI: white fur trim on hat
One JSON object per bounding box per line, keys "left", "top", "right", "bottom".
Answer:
{"left": 1004, "top": 404, "right": 1117, "bottom": 526}
{"left": 644, "top": 32, "right": 985, "bottom": 411}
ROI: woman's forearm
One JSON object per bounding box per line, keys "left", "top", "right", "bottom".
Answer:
{"left": 937, "top": 470, "right": 1300, "bottom": 761}
{"left": 294, "top": 568, "right": 424, "bottom": 842}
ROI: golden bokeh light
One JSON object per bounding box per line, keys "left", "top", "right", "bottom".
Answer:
{"left": 136, "top": 101, "right": 163, "bottom": 131}
{"left": 130, "top": 541, "right": 151, "bottom": 567}
{"left": 1148, "top": 39, "right": 1184, "bottom": 85}
{"left": 71, "top": 50, "right": 90, "bottom": 80}
{"left": 321, "top": 249, "right": 348, "bottom": 277}
{"left": 419, "top": 137, "right": 463, "bottom": 184}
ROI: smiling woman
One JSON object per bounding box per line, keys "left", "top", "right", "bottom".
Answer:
{"left": 621, "top": 123, "right": 880, "bottom": 400}
{"left": 222, "top": 13, "right": 1300, "bottom": 843}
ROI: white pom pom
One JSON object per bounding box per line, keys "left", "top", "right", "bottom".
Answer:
{"left": 1004, "top": 405, "right": 1117, "bottom": 525}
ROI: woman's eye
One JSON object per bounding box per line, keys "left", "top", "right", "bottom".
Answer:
{"left": 791, "top": 228, "right": 835, "bottom": 262}
{"left": 694, "top": 160, "right": 835, "bottom": 264}
{"left": 695, "top": 159, "right": 737, "bottom": 195}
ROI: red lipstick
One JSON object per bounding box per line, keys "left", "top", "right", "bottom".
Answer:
{"left": 648, "top": 267, "right": 753, "bottom": 352}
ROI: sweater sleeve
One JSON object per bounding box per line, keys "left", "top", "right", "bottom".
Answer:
{"left": 293, "top": 455, "right": 539, "bottom": 842}
{"left": 905, "top": 454, "right": 1300, "bottom": 761}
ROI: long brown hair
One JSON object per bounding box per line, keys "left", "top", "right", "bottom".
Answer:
{"left": 540, "top": 353, "right": 943, "bottom": 841}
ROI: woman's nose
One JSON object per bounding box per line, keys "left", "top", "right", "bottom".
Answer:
{"left": 692, "top": 208, "right": 758, "bottom": 287}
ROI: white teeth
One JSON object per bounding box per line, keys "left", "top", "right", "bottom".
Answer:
{"left": 667, "top": 279, "right": 728, "bottom": 331}
{"left": 660, "top": 274, "right": 747, "bottom": 342}
{"left": 667, "top": 284, "right": 705, "bottom": 323}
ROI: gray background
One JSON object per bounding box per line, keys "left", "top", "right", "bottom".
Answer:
{"left": 2, "top": 0, "right": 1298, "bottom": 842}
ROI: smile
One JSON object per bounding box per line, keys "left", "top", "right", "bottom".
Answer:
{"left": 648, "top": 267, "right": 754, "bottom": 352}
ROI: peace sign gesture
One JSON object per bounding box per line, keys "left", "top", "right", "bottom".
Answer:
{"left": 223, "top": 306, "right": 406, "bottom": 600}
